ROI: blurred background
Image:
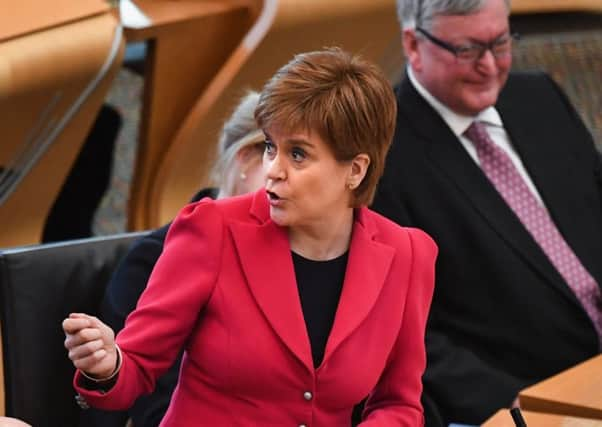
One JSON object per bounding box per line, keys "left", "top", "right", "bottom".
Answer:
{"left": 1, "top": 0, "right": 601, "bottom": 246}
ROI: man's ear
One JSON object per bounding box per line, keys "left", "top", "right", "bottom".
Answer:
{"left": 348, "top": 153, "right": 370, "bottom": 190}
{"left": 402, "top": 28, "right": 422, "bottom": 71}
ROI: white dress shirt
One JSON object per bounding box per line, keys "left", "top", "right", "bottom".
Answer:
{"left": 408, "top": 67, "right": 546, "bottom": 206}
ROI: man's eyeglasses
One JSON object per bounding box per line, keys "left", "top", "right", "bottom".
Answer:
{"left": 416, "top": 27, "right": 519, "bottom": 63}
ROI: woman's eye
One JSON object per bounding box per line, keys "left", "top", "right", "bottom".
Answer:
{"left": 264, "top": 139, "right": 275, "bottom": 155}
{"left": 291, "top": 148, "right": 306, "bottom": 162}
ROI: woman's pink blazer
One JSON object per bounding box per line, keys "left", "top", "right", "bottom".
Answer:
{"left": 75, "top": 189, "right": 437, "bottom": 426}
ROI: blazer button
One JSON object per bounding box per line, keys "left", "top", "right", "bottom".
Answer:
{"left": 74, "top": 394, "right": 89, "bottom": 410}
{"left": 303, "top": 391, "right": 313, "bottom": 401}
{"left": 298, "top": 424, "right": 307, "bottom": 427}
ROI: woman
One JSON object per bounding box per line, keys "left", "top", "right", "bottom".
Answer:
{"left": 82, "top": 91, "right": 266, "bottom": 427}
{"left": 64, "top": 47, "right": 437, "bottom": 426}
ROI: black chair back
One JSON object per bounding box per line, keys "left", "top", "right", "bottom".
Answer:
{"left": 0, "top": 232, "right": 146, "bottom": 427}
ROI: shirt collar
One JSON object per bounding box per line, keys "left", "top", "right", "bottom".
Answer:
{"left": 407, "top": 66, "right": 503, "bottom": 136}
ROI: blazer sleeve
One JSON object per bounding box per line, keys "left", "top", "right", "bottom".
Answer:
{"left": 360, "top": 228, "right": 437, "bottom": 426}
{"left": 80, "top": 228, "right": 171, "bottom": 427}
{"left": 102, "top": 226, "right": 167, "bottom": 332}
{"left": 103, "top": 225, "right": 182, "bottom": 427}
{"left": 74, "top": 199, "right": 224, "bottom": 410}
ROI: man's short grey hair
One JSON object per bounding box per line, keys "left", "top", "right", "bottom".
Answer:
{"left": 396, "top": 0, "right": 511, "bottom": 31}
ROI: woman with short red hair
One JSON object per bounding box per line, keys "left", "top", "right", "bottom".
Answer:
{"left": 64, "top": 47, "right": 437, "bottom": 426}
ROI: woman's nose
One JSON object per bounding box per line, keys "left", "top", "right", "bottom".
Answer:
{"left": 265, "top": 155, "right": 286, "bottom": 180}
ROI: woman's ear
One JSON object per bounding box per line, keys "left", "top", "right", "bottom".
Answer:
{"left": 235, "top": 145, "right": 254, "bottom": 165}
{"left": 348, "top": 154, "right": 370, "bottom": 190}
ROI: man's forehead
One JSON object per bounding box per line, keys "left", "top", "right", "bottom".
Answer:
{"left": 430, "top": 3, "right": 510, "bottom": 35}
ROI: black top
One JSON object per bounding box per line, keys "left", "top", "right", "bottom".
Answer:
{"left": 292, "top": 250, "right": 348, "bottom": 369}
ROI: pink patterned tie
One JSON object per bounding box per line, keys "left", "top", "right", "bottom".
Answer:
{"left": 465, "top": 121, "right": 602, "bottom": 345}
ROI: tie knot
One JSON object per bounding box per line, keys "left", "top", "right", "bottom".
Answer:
{"left": 464, "top": 121, "right": 493, "bottom": 151}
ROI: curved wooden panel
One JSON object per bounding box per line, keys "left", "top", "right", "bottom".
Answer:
{"left": 124, "top": 0, "right": 256, "bottom": 230}
{"left": 512, "top": 0, "right": 602, "bottom": 14}
{"left": 483, "top": 409, "right": 602, "bottom": 426}
{"left": 0, "top": 12, "right": 125, "bottom": 248}
{"left": 0, "top": 0, "right": 109, "bottom": 42}
{"left": 144, "top": 0, "right": 402, "bottom": 227}
{"left": 518, "top": 355, "right": 602, "bottom": 420}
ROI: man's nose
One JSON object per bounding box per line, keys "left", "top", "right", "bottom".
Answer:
{"left": 475, "top": 49, "right": 499, "bottom": 75}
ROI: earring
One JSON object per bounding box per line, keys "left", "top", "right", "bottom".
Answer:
{"left": 348, "top": 182, "right": 354, "bottom": 189}
{"left": 240, "top": 172, "right": 247, "bottom": 181}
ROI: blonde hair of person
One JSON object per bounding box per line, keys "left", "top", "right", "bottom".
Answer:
{"left": 210, "top": 91, "right": 264, "bottom": 197}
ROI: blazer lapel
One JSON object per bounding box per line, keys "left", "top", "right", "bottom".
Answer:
{"left": 398, "top": 77, "right": 572, "bottom": 299}
{"left": 229, "top": 192, "right": 313, "bottom": 372}
{"left": 322, "top": 208, "right": 394, "bottom": 365}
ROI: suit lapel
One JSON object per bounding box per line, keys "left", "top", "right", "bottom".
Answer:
{"left": 497, "top": 81, "right": 601, "bottom": 284}
{"left": 322, "top": 208, "right": 394, "bottom": 365}
{"left": 495, "top": 81, "right": 598, "bottom": 304}
{"left": 230, "top": 191, "right": 313, "bottom": 372}
{"left": 398, "top": 77, "right": 574, "bottom": 300}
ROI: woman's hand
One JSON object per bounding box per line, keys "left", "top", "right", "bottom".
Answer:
{"left": 0, "top": 416, "right": 32, "bottom": 427}
{"left": 63, "top": 313, "right": 118, "bottom": 379}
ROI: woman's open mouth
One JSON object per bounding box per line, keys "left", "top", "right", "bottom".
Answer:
{"left": 266, "top": 190, "right": 284, "bottom": 206}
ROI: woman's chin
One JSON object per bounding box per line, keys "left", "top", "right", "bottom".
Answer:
{"left": 269, "top": 208, "right": 289, "bottom": 226}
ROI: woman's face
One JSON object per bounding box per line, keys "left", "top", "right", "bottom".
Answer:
{"left": 262, "top": 126, "right": 355, "bottom": 229}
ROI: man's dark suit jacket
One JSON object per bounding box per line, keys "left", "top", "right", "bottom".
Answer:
{"left": 81, "top": 188, "right": 215, "bottom": 427}
{"left": 372, "top": 71, "right": 602, "bottom": 426}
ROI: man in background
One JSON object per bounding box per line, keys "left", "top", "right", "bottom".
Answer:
{"left": 372, "top": 0, "right": 602, "bottom": 424}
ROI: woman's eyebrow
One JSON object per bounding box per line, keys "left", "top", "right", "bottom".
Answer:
{"left": 285, "top": 138, "right": 313, "bottom": 148}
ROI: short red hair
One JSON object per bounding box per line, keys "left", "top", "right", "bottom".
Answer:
{"left": 255, "top": 47, "right": 396, "bottom": 206}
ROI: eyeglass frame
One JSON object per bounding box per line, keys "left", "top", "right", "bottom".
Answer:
{"left": 415, "top": 26, "right": 520, "bottom": 62}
